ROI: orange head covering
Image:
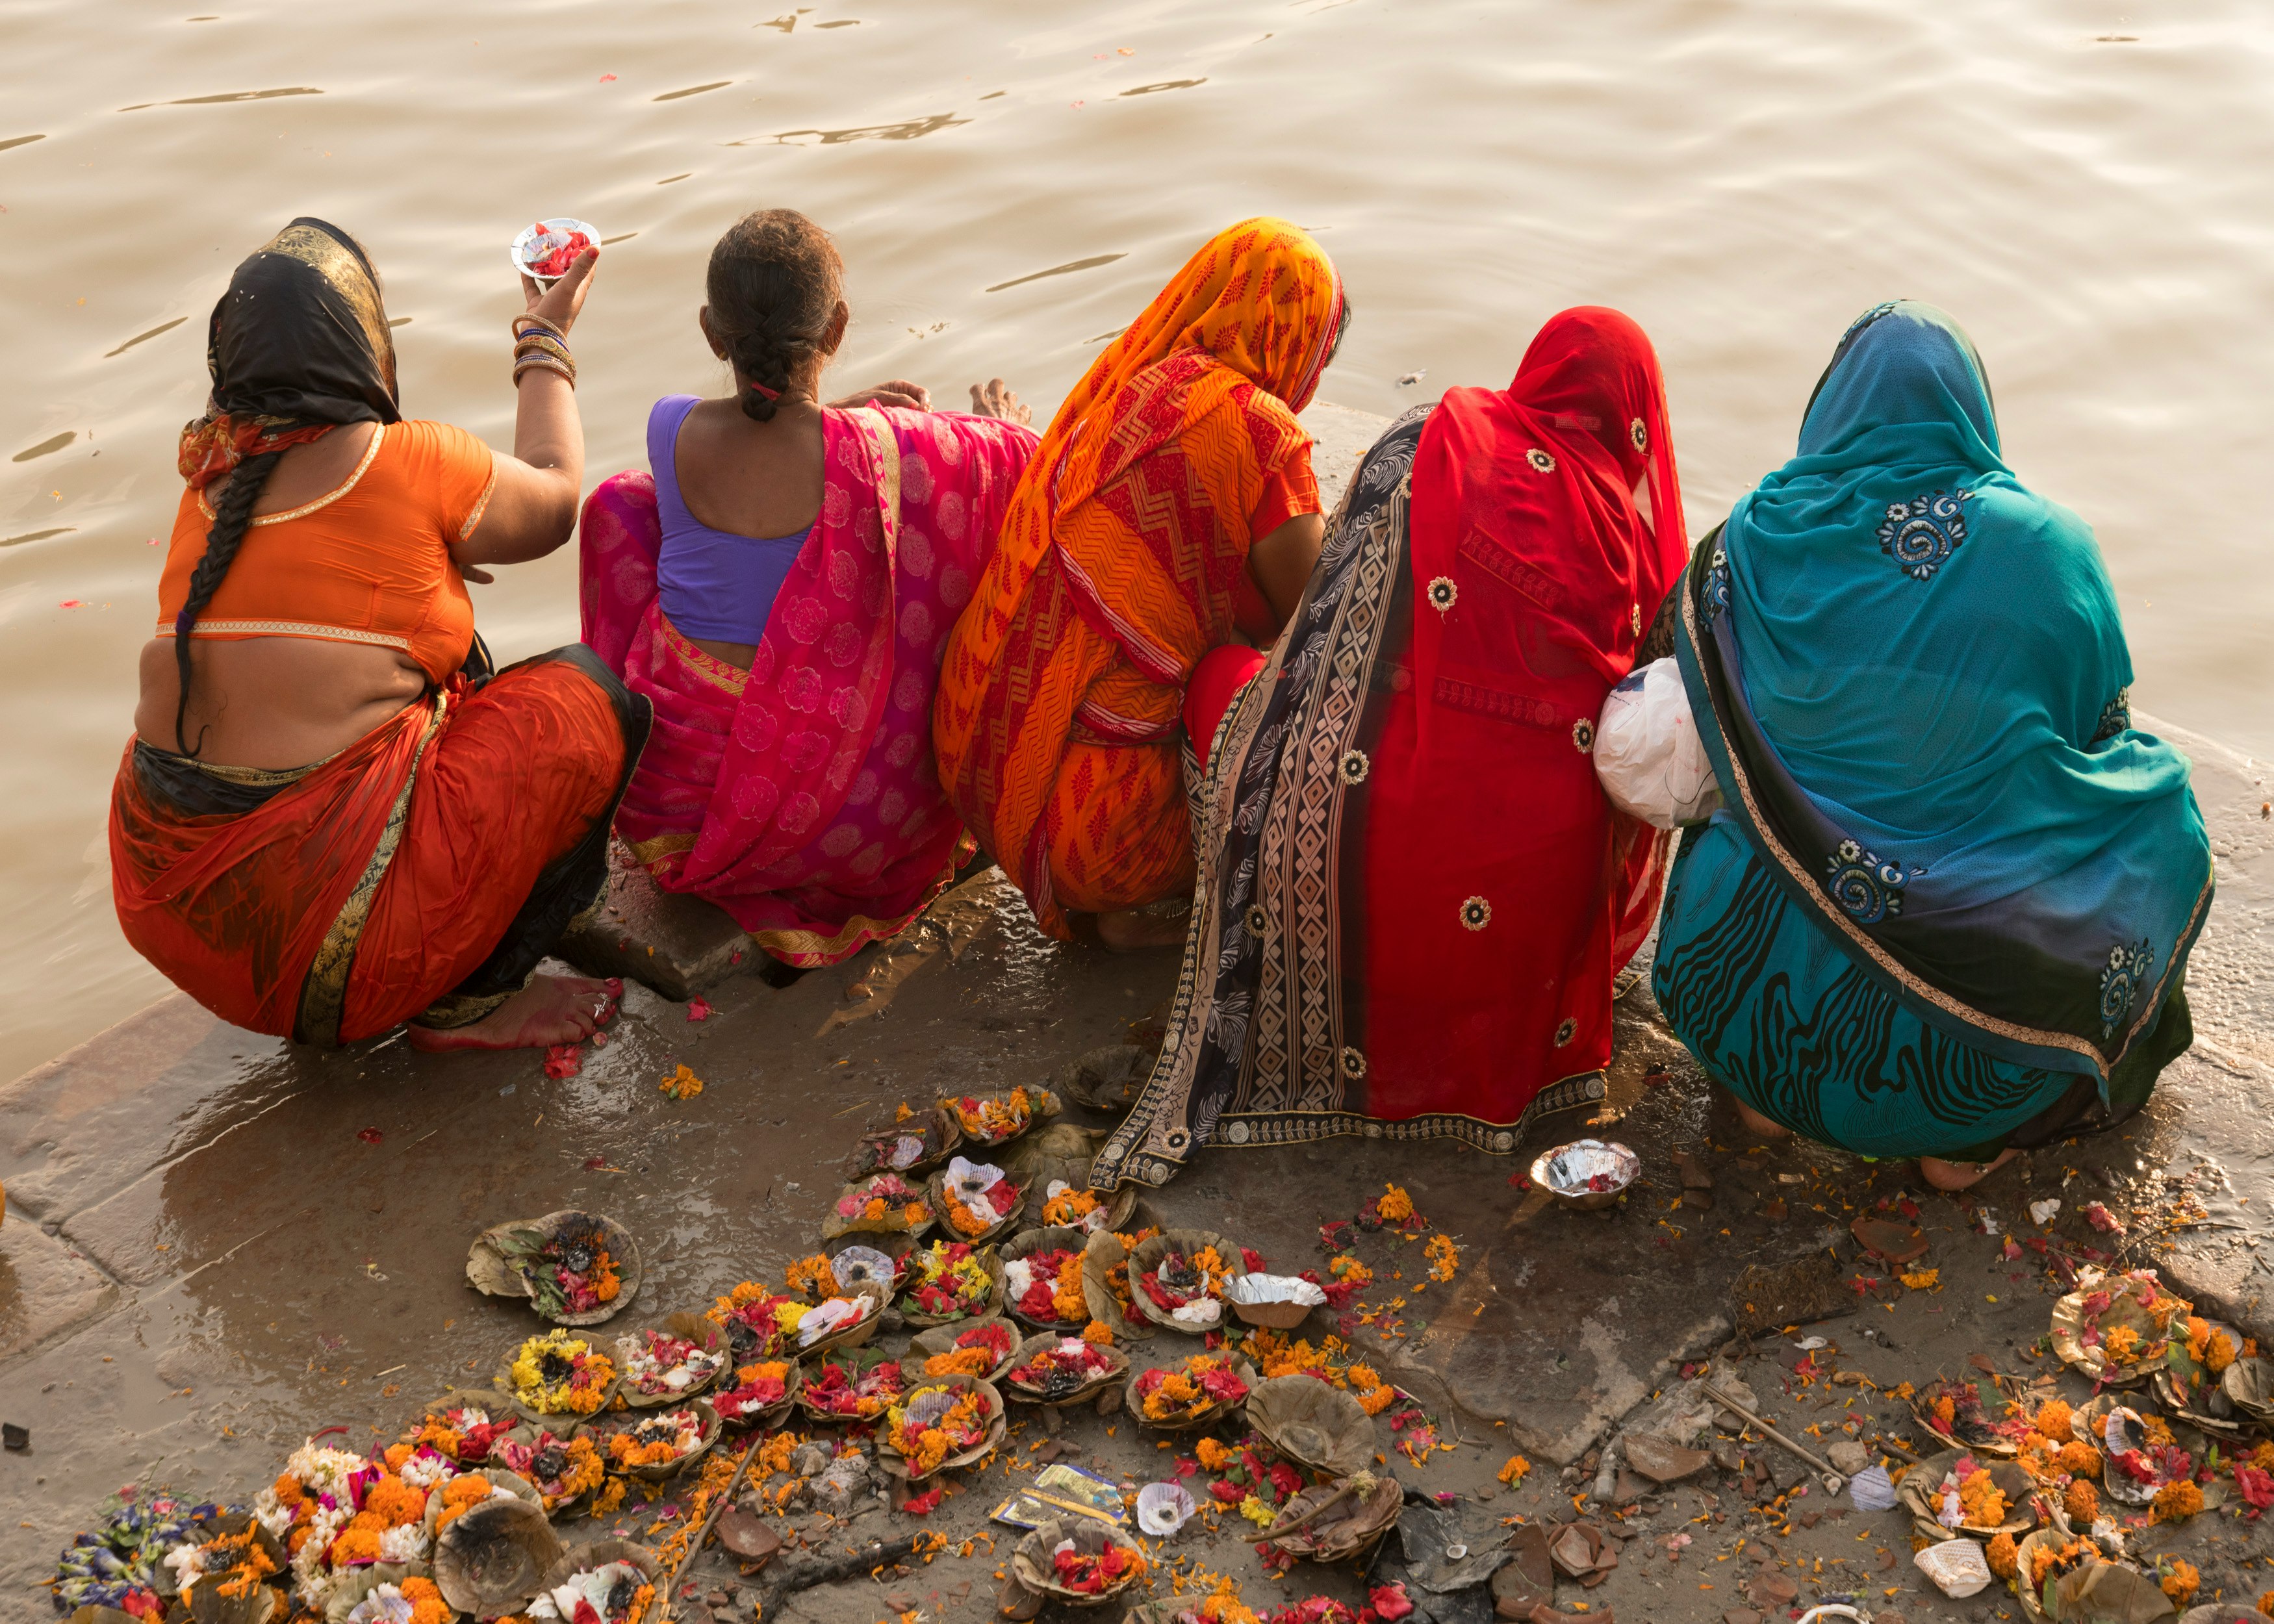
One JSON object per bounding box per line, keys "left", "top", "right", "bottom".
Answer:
{"left": 1043, "top": 217, "right": 1343, "bottom": 518}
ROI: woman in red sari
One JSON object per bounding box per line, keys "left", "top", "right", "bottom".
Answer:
{"left": 1093, "top": 308, "right": 1687, "bottom": 1188}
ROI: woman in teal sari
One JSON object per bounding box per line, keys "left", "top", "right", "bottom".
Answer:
{"left": 1649, "top": 300, "right": 2211, "bottom": 1191}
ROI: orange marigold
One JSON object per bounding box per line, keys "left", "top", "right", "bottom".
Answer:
{"left": 2152, "top": 1479, "right": 2203, "bottom": 1524}
{"left": 1985, "top": 1531, "right": 2019, "bottom": 1579}
{"left": 1932, "top": 1395, "right": 1957, "bottom": 1428}
{"left": 400, "top": 1576, "right": 450, "bottom": 1624}
{"left": 1081, "top": 1320, "right": 1115, "bottom": 1347}
{"left": 1195, "top": 1438, "right": 1234, "bottom": 1471}
{"left": 2161, "top": 1558, "right": 2200, "bottom": 1605}
{"left": 1375, "top": 1185, "right": 1415, "bottom": 1223}
{"left": 363, "top": 1475, "right": 427, "bottom": 1527}
{"left": 2063, "top": 1477, "right": 2099, "bottom": 1523}
{"left": 925, "top": 1347, "right": 995, "bottom": 1378}
{"left": 2033, "top": 1399, "right": 2073, "bottom": 1443}
{"left": 2056, "top": 1440, "right": 2101, "bottom": 1478}
{"left": 1956, "top": 1468, "right": 2007, "bottom": 1528}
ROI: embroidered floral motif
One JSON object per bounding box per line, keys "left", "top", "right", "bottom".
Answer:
{"left": 1553, "top": 1017, "right": 1577, "bottom": 1048}
{"left": 1459, "top": 896, "right": 1492, "bottom": 932}
{"left": 1629, "top": 417, "right": 1647, "bottom": 454}
{"left": 1246, "top": 904, "right": 1268, "bottom": 938}
{"left": 2099, "top": 937, "right": 2155, "bottom": 1039}
{"left": 1338, "top": 749, "right": 1370, "bottom": 786}
{"left": 1822, "top": 838, "right": 1916, "bottom": 925}
{"left": 2091, "top": 687, "right": 2132, "bottom": 744}
{"left": 1339, "top": 1047, "right": 1367, "bottom": 1080}
{"left": 1426, "top": 576, "right": 1457, "bottom": 613}
{"left": 1571, "top": 718, "right": 1596, "bottom": 753}
{"left": 1525, "top": 448, "right": 1556, "bottom": 475}
{"left": 1629, "top": 603, "right": 1641, "bottom": 635}
{"left": 1704, "top": 545, "right": 1731, "bottom": 618}
{"left": 1876, "top": 489, "right": 1974, "bottom": 583}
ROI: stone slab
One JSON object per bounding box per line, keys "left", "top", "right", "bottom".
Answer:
{"left": 557, "top": 851, "right": 754, "bottom": 1002}
{"left": 0, "top": 1215, "right": 116, "bottom": 1362}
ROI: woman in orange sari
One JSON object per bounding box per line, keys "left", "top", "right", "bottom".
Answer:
{"left": 111, "top": 218, "right": 645, "bottom": 1050}
{"left": 933, "top": 218, "right": 1346, "bottom": 947}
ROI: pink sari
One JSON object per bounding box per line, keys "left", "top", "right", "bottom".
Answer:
{"left": 580, "top": 405, "right": 1038, "bottom": 965}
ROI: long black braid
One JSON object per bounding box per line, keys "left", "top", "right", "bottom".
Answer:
{"left": 704, "top": 209, "right": 845, "bottom": 424}
{"left": 171, "top": 449, "right": 284, "bottom": 756}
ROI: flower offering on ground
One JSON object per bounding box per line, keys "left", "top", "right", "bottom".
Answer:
{"left": 784, "top": 1253, "right": 838, "bottom": 1299}
{"left": 901, "top": 1240, "right": 994, "bottom": 1320}
{"left": 1007, "top": 1246, "right": 1088, "bottom": 1326}
{"left": 405, "top": 1401, "right": 513, "bottom": 1465}
{"left": 344, "top": 1575, "right": 450, "bottom": 1624}
{"left": 659, "top": 1063, "right": 704, "bottom": 1100}
{"left": 619, "top": 1326, "right": 727, "bottom": 1399}
{"left": 1136, "top": 1353, "right": 1249, "bottom": 1423}
{"left": 941, "top": 1157, "right": 1022, "bottom": 1237}
{"left": 804, "top": 1354, "right": 909, "bottom": 1419}
{"left": 1139, "top": 1243, "right": 1233, "bottom": 1330}
{"left": 886, "top": 1383, "right": 993, "bottom": 1475}
{"left": 494, "top": 1221, "right": 624, "bottom": 1319}
{"left": 528, "top": 1558, "right": 656, "bottom": 1623}
{"left": 706, "top": 1281, "right": 796, "bottom": 1362}
{"left": 607, "top": 1407, "right": 706, "bottom": 1469}
{"left": 1049, "top": 1537, "right": 1145, "bottom": 1593}
{"left": 491, "top": 1430, "right": 605, "bottom": 1512}
{"left": 507, "top": 1328, "right": 618, "bottom": 1416}
{"left": 942, "top": 1085, "right": 1038, "bottom": 1145}
{"left": 713, "top": 1360, "right": 794, "bottom": 1423}
{"left": 837, "top": 1171, "right": 932, "bottom": 1232}
{"left": 1041, "top": 1180, "right": 1109, "bottom": 1232}
{"left": 921, "top": 1320, "right": 1017, "bottom": 1378}
{"left": 1008, "top": 1337, "right": 1118, "bottom": 1400}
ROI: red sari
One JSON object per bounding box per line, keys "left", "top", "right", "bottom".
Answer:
{"left": 1095, "top": 309, "right": 1687, "bottom": 1189}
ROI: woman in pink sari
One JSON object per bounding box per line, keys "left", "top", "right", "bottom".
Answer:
{"left": 581, "top": 210, "right": 1038, "bottom": 965}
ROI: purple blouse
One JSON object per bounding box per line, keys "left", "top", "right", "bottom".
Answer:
{"left": 649, "top": 393, "right": 811, "bottom": 643}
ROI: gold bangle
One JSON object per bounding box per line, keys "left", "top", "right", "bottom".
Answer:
{"left": 511, "top": 312, "right": 567, "bottom": 342}
{"left": 513, "top": 353, "right": 576, "bottom": 388}
{"left": 513, "top": 333, "right": 574, "bottom": 369}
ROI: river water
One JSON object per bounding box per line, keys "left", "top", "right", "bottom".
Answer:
{"left": 3, "top": 0, "right": 2268, "bottom": 1083}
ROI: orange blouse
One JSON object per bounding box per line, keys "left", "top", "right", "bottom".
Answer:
{"left": 156, "top": 418, "right": 496, "bottom": 684}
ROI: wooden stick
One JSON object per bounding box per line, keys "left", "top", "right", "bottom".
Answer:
{"left": 660, "top": 1437, "right": 766, "bottom": 1619}
{"left": 1263, "top": 1476, "right": 1370, "bottom": 1543}
{"left": 1702, "top": 1384, "right": 1844, "bottom": 1492}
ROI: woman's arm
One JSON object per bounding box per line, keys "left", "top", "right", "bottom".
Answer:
{"left": 1246, "top": 511, "right": 1325, "bottom": 626}
{"left": 455, "top": 249, "right": 602, "bottom": 576}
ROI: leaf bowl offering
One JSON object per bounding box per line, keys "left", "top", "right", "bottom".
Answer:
{"left": 1125, "top": 1228, "right": 1240, "bottom": 1335}
{"left": 1262, "top": 1471, "right": 1403, "bottom": 1562}
{"left": 1009, "top": 1517, "right": 1148, "bottom": 1607}
{"left": 1125, "top": 1352, "right": 1257, "bottom": 1432}
{"left": 711, "top": 1356, "right": 803, "bottom": 1431}
{"left": 938, "top": 1085, "right": 1060, "bottom": 1149}
{"left": 597, "top": 1400, "right": 720, "bottom": 1482}
{"left": 1080, "top": 1230, "right": 1155, "bottom": 1342}
{"left": 2049, "top": 1267, "right": 2192, "bottom": 1387}
{"left": 848, "top": 1108, "right": 962, "bottom": 1180}
{"left": 704, "top": 1281, "right": 801, "bottom": 1364}
{"left": 1895, "top": 1449, "right": 2036, "bottom": 1542}
{"left": 821, "top": 1237, "right": 914, "bottom": 1296}
{"left": 613, "top": 1312, "right": 730, "bottom": 1408}
{"left": 466, "top": 1210, "right": 642, "bottom": 1326}
{"left": 785, "top": 1284, "right": 891, "bottom": 1358}
{"left": 433, "top": 1496, "right": 565, "bottom": 1620}
{"left": 526, "top": 1539, "right": 661, "bottom": 1624}
{"left": 489, "top": 1428, "right": 608, "bottom": 1516}
{"left": 929, "top": 1158, "right": 1027, "bottom": 1245}
{"left": 420, "top": 1467, "right": 544, "bottom": 1541}
{"left": 1910, "top": 1376, "right": 2018, "bottom": 1459}
{"left": 903, "top": 1317, "right": 1021, "bottom": 1385}
{"left": 800, "top": 1345, "right": 911, "bottom": 1425}
{"left": 1246, "top": 1374, "right": 1377, "bottom": 1475}
{"left": 1003, "top": 1332, "right": 1131, "bottom": 1408}
{"left": 405, "top": 1390, "right": 531, "bottom": 1467}
{"left": 495, "top": 1328, "right": 622, "bottom": 1426}
{"left": 821, "top": 1172, "right": 935, "bottom": 1243}
{"left": 878, "top": 1373, "right": 1007, "bottom": 1483}
{"left": 1001, "top": 1227, "right": 1094, "bottom": 1332}
{"left": 897, "top": 1241, "right": 1006, "bottom": 1328}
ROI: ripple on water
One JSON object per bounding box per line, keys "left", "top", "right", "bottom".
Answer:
{"left": 117, "top": 86, "right": 322, "bottom": 110}
{"left": 741, "top": 111, "right": 969, "bottom": 146}
{"left": 12, "top": 431, "right": 75, "bottom": 462}
{"left": 986, "top": 253, "right": 1128, "bottom": 294}
{"left": 103, "top": 316, "right": 187, "bottom": 357}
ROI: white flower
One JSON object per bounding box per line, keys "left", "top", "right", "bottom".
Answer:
{"left": 1169, "top": 1298, "right": 1223, "bottom": 1330}
{"left": 946, "top": 1156, "right": 1004, "bottom": 1195}
{"left": 346, "top": 1586, "right": 416, "bottom": 1624}
{"left": 398, "top": 1449, "right": 452, "bottom": 1490}
{"left": 796, "top": 1297, "right": 865, "bottom": 1347}
{"left": 530, "top": 1561, "right": 646, "bottom": 1621}
{"left": 378, "top": 1521, "right": 431, "bottom": 1564}
{"left": 164, "top": 1543, "right": 208, "bottom": 1587}
{"left": 1004, "top": 1258, "right": 1038, "bottom": 1302}
{"left": 290, "top": 1501, "right": 348, "bottom": 1606}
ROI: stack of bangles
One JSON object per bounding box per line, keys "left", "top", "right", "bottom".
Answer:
{"left": 513, "top": 313, "right": 575, "bottom": 388}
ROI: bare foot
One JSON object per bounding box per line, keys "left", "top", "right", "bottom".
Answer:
{"left": 405, "top": 974, "right": 622, "bottom": 1052}
{"left": 1088, "top": 907, "right": 1188, "bottom": 952}
{"left": 1723, "top": 1089, "right": 1792, "bottom": 1141}
{"left": 1918, "top": 1147, "right": 2020, "bottom": 1192}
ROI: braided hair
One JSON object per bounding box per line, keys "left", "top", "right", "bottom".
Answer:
{"left": 704, "top": 209, "right": 845, "bottom": 423}
{"left": 172, "top": 450, "right": 284, "bottom": 755}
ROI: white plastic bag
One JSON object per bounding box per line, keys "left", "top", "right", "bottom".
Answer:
{"left": 1593, "top": 657, "right": 1721, "bottom": 829}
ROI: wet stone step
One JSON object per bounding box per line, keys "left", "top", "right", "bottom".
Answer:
{"left": 557, "top": 850, "right": 754, "bottom": 1002}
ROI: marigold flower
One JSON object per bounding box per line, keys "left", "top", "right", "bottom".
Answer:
{"left": 2103, "top": 1325, "right": 2141, "bottom": 1363}
{"left": 2152, "top": 1479, "right": 2203, "bottom": 1523}
{"left": 1081, "top": 1319, "right": 1115, "bottom": 1347}
{"left": 2034, "top": 1399, "right": 2073, "bottom": 1443}
{"left": 1424, "top": 1234, "right": 1459, "bottom": 1283}
{"left": 1985, "top": 1531, "right": 2018, "bottom": 1579}
{"left": 1375, "top": 1185, "right": 1415, "bottom": 1223}
{"left": 1957, "top": 1468, "right": 2006, "bottom": 1528}
{"left": 2056, "top": 1440, "right": 2101, "bottom": 1478}
{"left": 1498, "top": 1455, "right": 1531, "bottom": 1486}
{"left": 1196, "top": 1438, "right": 1234, "bottom": 1471}
{"left": 400, "top": 1577, "right": 450, "bottom": 1624}
{"left": 2063, "top": 1477, "right": 2098, "bottom": 1523}
{"left": 2161, "top": 1558, "right": 2200, "bottom": 1605}
{"left": 363, "top": 1474, "right": 427, "bottom": 1527}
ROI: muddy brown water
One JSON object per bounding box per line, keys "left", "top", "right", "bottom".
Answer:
{"left": 3, "top": 0, "right": 2273, "bottom": 1087}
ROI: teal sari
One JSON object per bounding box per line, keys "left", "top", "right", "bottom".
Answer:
{"left": 1652, "top": 302, "right": 2210, "bottom": 1159}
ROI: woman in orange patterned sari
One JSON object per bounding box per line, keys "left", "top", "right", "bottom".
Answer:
{"left": 933, "top": 218, "right": 1346, "bottom": 947}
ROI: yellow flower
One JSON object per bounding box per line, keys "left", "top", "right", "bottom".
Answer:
{"left": 1195, "top": 1439, "right": 1233, "bottom": 1471}
{"left": 2104, "top": 1325, "right": 2141, "bottom": 1363}
{"left": 2161, "top": 1558, "right": 2199, "bottom": 1606}
{"left": 1898, "top": 1269, "right": 1939, "bottom": 1291}
{"left": 1236, "top": 1495, "right": 1277, "bottom": 1527}
{"left": 1498, "top": 1455, "right": 1531, "bottom": 1486}
{"left": 1424, "top": 1234, "right": 1459, "bottom": 1283}
{"left": 1376, "top": 1185, "right": 1415, "bottom": 1223}
{"left": 659, "top": 1064, "right": 704, "bottom": 1100}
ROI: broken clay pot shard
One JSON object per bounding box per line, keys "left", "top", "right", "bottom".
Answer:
{"left": 1620, "top": 1432, "right": 1709, "bottom": 1484}
{"left": 1545, "top": 1522, "right": 1618, "bottom": 1588}
{"left": 713, "top": 1506, "right": 782, "bottom": 1566}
